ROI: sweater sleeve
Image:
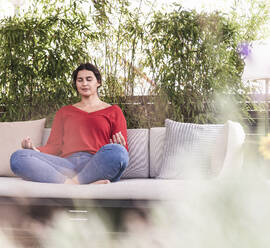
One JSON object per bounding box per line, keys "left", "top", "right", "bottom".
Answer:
{"left": 111, "top": 105, "right": 129, "bottom": 151}
{"left": 37, "top": 109, "right": 64, "bottom": 156}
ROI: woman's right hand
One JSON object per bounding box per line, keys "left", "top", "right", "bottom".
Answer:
{"left": 21, "top": 137, "right": 40, "bottom": 152}
{"left": 109, "top": 131, "right": 126, "bottom": 146}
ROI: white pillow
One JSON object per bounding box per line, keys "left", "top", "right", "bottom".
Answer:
{"left": 157, "top": 119, "right": 224, "bottom": 179}
{"left": 0, "top": 119, "right": 46, "bottom": 176}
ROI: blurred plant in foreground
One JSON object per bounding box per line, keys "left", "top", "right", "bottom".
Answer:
{"left": 0, "top": 176, "right": 260, "bottom": 247}
{"left": 0, "top": 174, "right": 270, "bottom": 247}
{"left": 0, "top": 231, "right": 20, "bottom": 248}
{"left": 237, "top": 42, "right": 252, "bottom": 59}
{"left": 38, "top": 177, "right": 270, "bottom": 248}
{"left": 259, "top": 134, "right": 270, "bottom": 159}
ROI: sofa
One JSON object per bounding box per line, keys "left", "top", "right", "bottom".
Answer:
{"left": 0, "top": 118, "right": 246, "bottom": 205}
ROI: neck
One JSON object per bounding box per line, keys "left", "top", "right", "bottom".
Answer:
{"left": 80, "top": 94, "right": 101, "bottom": 106}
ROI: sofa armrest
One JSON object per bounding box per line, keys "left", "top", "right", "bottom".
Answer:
{"left": 218, "top": 121, "right": 245, "bottom": 178}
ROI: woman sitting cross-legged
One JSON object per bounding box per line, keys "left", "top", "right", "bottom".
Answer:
{"left": 10, "top": 63, "right": 129, "bottom": 184}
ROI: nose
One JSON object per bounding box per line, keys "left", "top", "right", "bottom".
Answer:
{"left": 81, "top": 79, "right": 88, "bottom": 85}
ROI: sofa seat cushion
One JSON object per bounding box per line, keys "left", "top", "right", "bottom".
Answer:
{"left": 0, "top": 177, "right": 214, "bottom": 200}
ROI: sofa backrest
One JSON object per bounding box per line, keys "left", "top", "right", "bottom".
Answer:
{"left": 149, "top": 127, "right": 166, "bottom": 178}
{"left": 42, "top": 128, "right": 150, "bottom": 179}
{"left": 122, "top": 129, "right": 149, "bottom": 178}
{"left": 42, "top": 119, "right": 245, "bottom": 180}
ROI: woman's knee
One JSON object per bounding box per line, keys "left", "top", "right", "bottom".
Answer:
{"left": 107, "top": 144, "right": 129, "bottom": 181}
{"left": 10, "top": 149, "right": 34, "bottom": 161}
{"left": 101, "top": 144, "right": 129, "bottom": 169}
{"left": 10, "top": 149, "right": 35, "bottom": 174}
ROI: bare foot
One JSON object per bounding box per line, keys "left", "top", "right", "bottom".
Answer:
{"left": 64, "top": 177, "right": 111, "bottom": 185}
{"left": 92, "top": 180, "right": 111, "bottom": 184}
{"left": 64, "top": 178, "right": 78, "bottom": 184}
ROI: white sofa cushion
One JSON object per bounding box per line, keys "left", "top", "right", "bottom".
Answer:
{"left": 150, "top": 119, "right": 245, "bottom": 179}
{"left": 157, "top": 119, "right": 224, "bottom": 179}
{"left": 42, "top": 128, "right": 150, "bottom": 179}
{"left": 0, "top": 118, "right": 46, "bottom": 176}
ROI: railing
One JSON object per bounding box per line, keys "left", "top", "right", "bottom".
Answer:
{"left": 1, "top": 94, "right": 270, "bottom": 134}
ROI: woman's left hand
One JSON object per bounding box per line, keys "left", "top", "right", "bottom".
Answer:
{"left": 110, "top": 131, "right": 126, "bottom": 146}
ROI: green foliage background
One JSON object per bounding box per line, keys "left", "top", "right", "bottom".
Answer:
{"left": 146, "top": 9, "right": 248, "bottom": 124}
{"left": 0, "top": 0, "right": 269, "bottom": 128}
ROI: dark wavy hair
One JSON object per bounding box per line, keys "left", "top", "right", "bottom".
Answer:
{"left": 72, "top": 63, "right": 102, "bottom": 92}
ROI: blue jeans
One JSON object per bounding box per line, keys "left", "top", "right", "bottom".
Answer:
{"left": 10, "top": 144, "right": 129, "bottom": 184}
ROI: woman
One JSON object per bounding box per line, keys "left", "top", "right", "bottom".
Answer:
{"left": 10, "top": 63, "right": 129, "bottom": 184}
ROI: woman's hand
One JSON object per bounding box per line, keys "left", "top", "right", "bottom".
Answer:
{"left": 21, "top": 137, "right": 40, "bottom": 152}
{"left": 110, "top": 131, "right": 126, "bottom": 146}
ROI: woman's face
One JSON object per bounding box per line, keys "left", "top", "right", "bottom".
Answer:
{"left": 76, "top": 69, "right": 101, "bottom": 97}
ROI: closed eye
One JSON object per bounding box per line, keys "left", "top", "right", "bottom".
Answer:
{"left": 77, "top": 77, "right": 93, "bottom": 82}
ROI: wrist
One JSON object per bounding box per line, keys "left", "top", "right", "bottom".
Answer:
{"left": 33, "top": 147, "right": 40, "bottom": 152}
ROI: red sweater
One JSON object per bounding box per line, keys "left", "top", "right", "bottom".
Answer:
{"left": 38, "top": 105, "right": 128, "bottom": 157}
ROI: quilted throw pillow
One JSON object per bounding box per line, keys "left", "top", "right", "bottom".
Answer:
{"left": 157, "top": 119, "right": 224, "bottom": 179}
